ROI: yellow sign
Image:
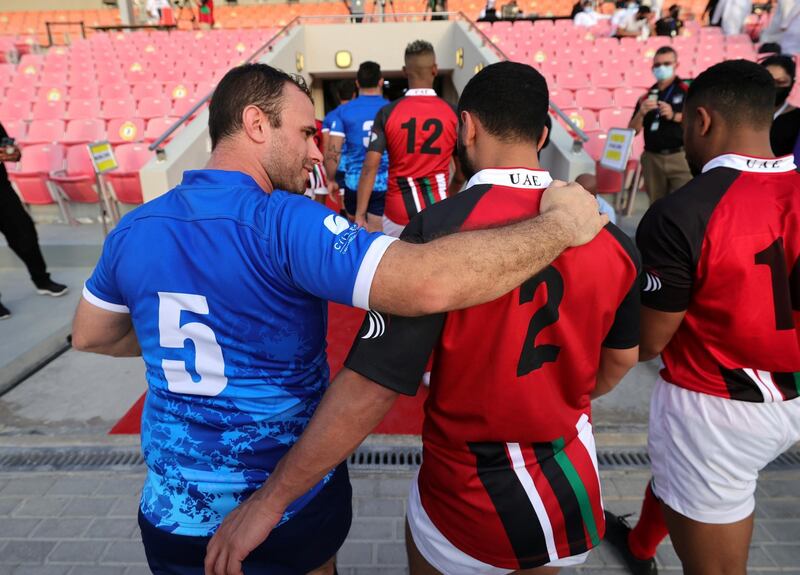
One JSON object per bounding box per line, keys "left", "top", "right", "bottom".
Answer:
{"left": 46, "top": 88, "right": 62, "bottom": 102}
{"left": 88, "top": 141, "right": 119, "bottom": 174}
{"left": 335, "top": 50, "right": 352, "bottom": 69}
{"left": 119, "top": 121, "right": 138, "bottom": 142}
{"left": 171, "top": 85, "right": 188, "bottom": 99}
{"left": 456, "top": 47, "right": 464, "bottom": 69}
{"left": 599, "top": 128, "right": 636, "bottom": 172}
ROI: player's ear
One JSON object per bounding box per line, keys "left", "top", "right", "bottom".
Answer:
{"left": 536, "top": 124, "right": 549, "bottom": 152}
{"left": 431, "top": 63, "right": 439, "bottom": 77}
{"left": 461, "top": 110, "right": 477, "bottom": 145}
{"left": 241, "top": 104, "right": 269, "bottom": 144}
{"left": 696, "top": 106, "right": 712, "bottom": 137}
{"left": 402, "top": 65, "right": 408, "bottom": 78}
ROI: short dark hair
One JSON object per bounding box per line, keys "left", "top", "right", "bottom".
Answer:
{"left": 405, "top": 39, "right": 435, "bottom": 61}
{"left": 336, "top": 79, "right": 357, "bottom": 101}
{"left": 687, "top": 60, "right": 775, "bottom": 130}
{"left": 208, "top": 63, "right": 310, "bottom": 149}
{"left": 458, "top": 61, "right": 549, "bottom": 144}
{"left": 654, "top": 46, "right": 677, "bottom": 59}
{"left": 761, "top": 54, "right": 796, "bottom": 83}
{"left": 357, "top": 61, "right": 382, "bottom": 88}
{"left": 637, "top": 5, "right": 651, "bottom": 15}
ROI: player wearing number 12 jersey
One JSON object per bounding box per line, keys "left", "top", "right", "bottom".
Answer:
{"left": 346, "top": 63, "right": 641, "bottom": 573}
{"left": 356, "top": 41, "right": 462, "bottom": 237}
{"left": 605, "top": 61, "right": 800, "bottom": 575}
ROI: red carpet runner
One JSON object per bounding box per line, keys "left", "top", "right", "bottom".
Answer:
{"left": 109, "top": 302, "right": 427, "bottom": 435}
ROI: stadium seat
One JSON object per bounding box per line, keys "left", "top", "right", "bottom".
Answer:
{"left": 65, "top": 99, "right": 101, "bottom": 121}
{"left": 50, "top": 145, "right": 100, "bottom": 207}
{"left": 1, "top": 119, "right": 26, "bottom": 141}
{"left": 575, "top": 88, "right": 614, "bottom": 111}
{"left": 100, "top": 84, "right": 130, "bottom": 100}
{"left": 105, "top": 143, "right": 152, "bottom": 205}
{"left": 595, "top": 162, "right": 625, "bottom": 195}
{"left": 613, "top": 87, "right": 642, "bottom": 108}
{"left": 556, "top": 72, "right": 591, "bottom": 91}
{"left": 8, "top": 143, "right": 64, "bottom": 206}
{"left": 107, "top": 118, "right": 145, "bottom": 145}
{"left": 561, "top": 108, "right": 599, "bottom": 132}
{"left": 21, "top": 120, "right": 65, "bottom": 145}
{"left": 582, "top": 131, "right": 607, "bottom": 162}
{"left": 101, "top": 98, "right": 137, "bottom": 120}
{"left": 171, "top": 95, "right": 204, "bottom": 118}
{"left": 598, "top": 108, "right": 634, "bottom": 131}
{"left": 132, "top": 82, "right": 165, "bottom": 100}
{"left": 68, "top": 84, "right": 100, "bottom": 101}
{"left": 137, "top": 98, "right": 172, "bottom": 120}
{"left": 591, "top": 70, "right": 625, "bottom": 90}
{"left": 0, "top": 101, "right": 32, "bottom": 122}
{"left": 31, "top": 100, "right": 67, "bottom": 121}
{"left": 165, "top": 82, "right": 194, "bottom": 101}
{"left": 549, "top": 89, "right": 575, "bottom": 109}
{"left": 37, "top": 85, "right": 68, "bottom": 103}
{"left": 145, "top": 117, "right": 180, "bottom": 143}
{"left": 626, "top": 69, "right": 654, "bottom": 89}
{"left": 62, "top": 119, "right": 106, "bottom": 146}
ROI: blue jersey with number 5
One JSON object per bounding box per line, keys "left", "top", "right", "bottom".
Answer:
{"left": 83, "top": 170, "right": 396, "bottom": 536}
{"left": 329, "top": 95, "right": 390, "bottom": 192}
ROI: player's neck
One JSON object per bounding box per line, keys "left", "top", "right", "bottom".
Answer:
{"left": 706, "top": 132, "right": 775, "bottom": 163}
{"left": 407, "top": 80, "right": 434, "bottom": 90}
{"left": 359, "top": 88, "right": 382, "bottom": 96}
{"left": 479, "top": 145, "right": 541, "bottom": 172}
{"left": 205, "top": 146, "right": 274, "bottom": 193}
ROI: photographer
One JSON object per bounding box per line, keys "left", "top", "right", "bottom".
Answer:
{"left": 0, "top": 122, "right": 67, "bottom": 319}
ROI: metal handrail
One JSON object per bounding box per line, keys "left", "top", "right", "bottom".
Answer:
{"left": 148, "top": 9, "right": 588, "bottom": 156}
{"left": 460, "top": 14, "right": 589, "bottom": 143}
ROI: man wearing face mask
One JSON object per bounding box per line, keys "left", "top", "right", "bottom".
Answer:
{"left": 761, "top": 54, "right": 800, "bottom": 157}
{"left": 628, "top": 46, "right": 692, "bottom": 203}
{"left": 574, "top": 0, "right": 602, "bottom": 26}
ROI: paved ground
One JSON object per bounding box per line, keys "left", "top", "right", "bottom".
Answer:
{"left": 0, "top": 467, "right": 798, "bottom": 574}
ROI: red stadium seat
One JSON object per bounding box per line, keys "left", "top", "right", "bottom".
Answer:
{"left": 549, "top": 89, "right": 576, "bottom": 109}
{"left": 591, "top": 70, "right": 625, "bottom": 90}
{"left": 21, "top": 120, "right": 65, "bottom": 145}
{"left": 582, "top": 130, "right": 607, "bottom": 162}
{"left": 36, "top": 84, "right": 68, "bottom": 103}
{"left": 62, "top": 119, "right": 106, "bottom": 146}
{"left": 101, "top": 98, "right": 137, "bottom": 120}
{"left": 598, "top": 107, "right": 634, "bottom": 131}
{"left": 31, "top": 100, "right": 66, "bottom": 121}
{"left": 0, "top": 100, "right": 32, "bottom": 122}
{"left": 68, "top": 83, "right": 100, "bottom": 101}
{"left": 65, "top": 99, "right": 101, "bottom": 121}
{"left": 165, "top": 82, "right": 195, "bottom": 101}
{"left": 595, "top": 162, "right": 625, "bottom": 194}
{"left": 8, "top": 143, "right": 64, "bottom": 205}
{"left": 171, "top": 95, "right": 204, "bottom": 118}
{"left": 108, "top": 118, "right": 146, "bottom": 145}
{"left": 613, "top": 87, "right": 643, "bottom": 108}
{"left": 561, "top": 108, "right": 599, "bottom": 132}
{"left": 626, "top": 69, "right": 654, "bottom": 89}
{"left": 556, "top": 71, "right": 591, "bottom": 91}
{"left": 100, "top": 84, "right": 130, "bottom": 100}
{"left": 1, "top": 119, "right": 26, "bottom": 140}
{"left": 50, "top": 145, "right": 100, "bottom": 205}
{"left": 132, "top": 82, "right": 165, "bottom": 100}
{"left": 137, "top": 98, "right": 172, "bottom": 120}
{"left": 145, "top": 117, "right": 180, "bottom": 143}
{"left": 106, "top": 143, "right": 152, "bottom": 205}
{"left": 575, "top": 88, "right": 614, "bottom": 110}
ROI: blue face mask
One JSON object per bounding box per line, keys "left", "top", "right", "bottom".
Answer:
{"left": 653, "top": 64, "right": 674, "bottom": 82}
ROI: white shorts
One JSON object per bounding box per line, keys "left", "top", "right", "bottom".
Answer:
{"left": 407, "top": 473, "right": 589, "bottom": 574}
{"left": 382, "top": 215, "right": 406, "bottom": 239}
{"left": 648, "top": 377, "right": 800, "bottom": 524}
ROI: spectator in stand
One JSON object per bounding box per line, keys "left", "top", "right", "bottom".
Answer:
{"left": 656, "top": 4, "right": 684, "bottom": 36}
{"left": 500, "top": 0, "right": 521, "bottom": 19}
{"left": 611, "top": 0, "right": 632, "bottom": 28}
{"left": 197, "top": 0, "right": 214, "bottom": 28}
{"left": 762, "top": 54, "right": 800, "bottom": 157}
{"left": 629, "top": 46, "right": 692, "bottom": 203}
{"left": 571, "top": 0, "right": 584, "bottom": 17}
{"left": 708, "top": 0, "right": 752, "bottom": 34}
{"left": 617, "top": 5, "right": 654, "bottom": 39}
{"left": 761, "top": 0, "right": 800, "bottom": 54}
{"left": 478, "top": 0, "right": 498, "bottom": 20}
{"left": 575, "top": 0, "right": 603, "bottom": 26}
{"left": 0, "top": 122, "right": 68, "bottom": 319}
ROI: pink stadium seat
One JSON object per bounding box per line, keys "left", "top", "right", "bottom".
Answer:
{"left": 65, "top": 99, "right": 101, "bottom": 121}
{"left": 107, "top": 118, "right": 146, "bottom": 145}
{"left": 1, "top": 119, "right": 26, "bottom": 141}
{"left": 595, "top": 162, "right": 625, "bottom": 194}
{"left": 582, "top": 131, "right": 607, "bottom": 162}
{"left": 549, "top": 89, "right": 575, "bottom": 109}
{"left": 172, "top": 95, "right": 204, "bottom": 118}
{"left": 8, "top": 143, "right": 64, "bottom": 205}
{"left": 137, "top": 98, "right": 172, "bottom": 120}
{"left": 62, "top": 119, "right": 107, "bottom": 146}
{"left": 133, "top": 82, "right": 165, "bottom": 100}
{"left": 165, "top": 82, "right": 195, "bottom": 101}
{"left": 145, "top": 117, "right": 180, "bottom": 143}
{"left": 614, "top": 87, "right": 643, "bottom": 108}
{"left": 561, "top": 108, "right": 599, "bottom": 132}
{"left": 598, "top": 107, "right": 634, "bottom": 131}
{"left": 106, "top": 143, "right": 152, "bottom": 205}
{"left": 4, "top": 85, "right": 36, "bottom": 103}
{"left": 100, "top": 84, "right": 130, "bottom": 100}
{"left": 101, "top": 98, "right": 138, "bottom": 120}
{"left": 31, "top": 100, "right": 66, "bottom": 121}
{"left": 571, "top": 59, "right": 596, "bottom": 75}
{"left": 21, "top": 120, "right": 65, "bottom": 145}
{"left": 0, "top": 101, "right": 32, "bottom": 122}
{"left": 97, "top": 70, "right": 125, "bottom": 85}
{"left": 50, "top": 145, "right": 99, "bottom": 205}
{"left": 194, "top": 80, "right": 218, "bottom": 97}
{"left": 68, "top": 83, "right": 100, "bottom": 101}
{"left": 575, "top": 88, "right": 614, "bottom": 110}
{"left": 36, "top": 85, "right": 68, "bottom": 103}
{"left": 626, "top": 69, "right": 654, "bottom": 89}
{"left": 591, "top": 70, "right": 625, "bottom": 90}
{"left": 556, "top": 72, "right": 590, "bottom": 91}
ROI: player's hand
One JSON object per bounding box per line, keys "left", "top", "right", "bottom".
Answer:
{"left": 204, "top": 495, "right": 284, "bottom": 575}
{"left": 354, "top": 213, "right": 368, "bottom": 229}
{"left": 640, "top": 98, "right": 658, "bottom": 113}
{"left": 0, "top": 149, "right": 20, "bottom": 163}
{"left": 540, "top": 180, "right": 609, "bottom": 247}
{"left": 657, "top": 101, "right": 674, "bottom": 120}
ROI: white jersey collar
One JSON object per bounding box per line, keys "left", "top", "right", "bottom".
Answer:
{"left": 702, "top": 153, "right": 797, "bottom": 174}
{"left": 405, "top": 88, "right": 437, "bottom": 97}
{"left": 466, "top": 167, "right": 553, "bottom": 190}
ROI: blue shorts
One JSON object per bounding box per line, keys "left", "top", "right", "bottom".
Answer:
{"left": 335, "top": 171, "right": 345, "bottom": 191}
{"left": 139, "top": 463, "right": 352, "bottom": 574}
{"left": 344, "top": 188, "right": 386, "bottom": 217}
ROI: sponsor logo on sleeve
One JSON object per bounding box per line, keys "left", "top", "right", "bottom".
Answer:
{"left": 643, "top": 272, "right": 662, "bottom": 292}
{"left": 361, "top": 310, "right": 386, "bottom": 339}
{"left": 324, "top": 214, "right": 360, "bottom": 254}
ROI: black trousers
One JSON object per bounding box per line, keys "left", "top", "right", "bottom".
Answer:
{"left": 0, "top": 182, "right": 50, "bottom": 287}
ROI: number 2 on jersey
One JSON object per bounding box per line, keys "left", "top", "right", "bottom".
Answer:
{"left": 517, "top": 266, "right": 564, "bottom": 377}
{"left": 400, "top": 117, "right": 443, "bottom": 154}
{"left": 158, "top": 292, "right": 228, "bottom": 396}
{"left": 755, "top": 237, "right": 800, "bottom": 331}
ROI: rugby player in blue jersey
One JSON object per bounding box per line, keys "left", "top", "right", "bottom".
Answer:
{"left": 71, "top": 64, "right": 607, "bottom": 575}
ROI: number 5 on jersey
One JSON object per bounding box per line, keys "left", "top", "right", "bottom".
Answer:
{"left": 158, "top": 292, "right": 228, "bottom": 396}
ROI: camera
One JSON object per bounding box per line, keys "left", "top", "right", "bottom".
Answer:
{"left": 0, "top": 137, "right": 15, "bottom": 155}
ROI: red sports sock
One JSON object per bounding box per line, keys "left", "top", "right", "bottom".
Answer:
{"left": 627, "top": 481, "right": 669, "bottom": 560}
